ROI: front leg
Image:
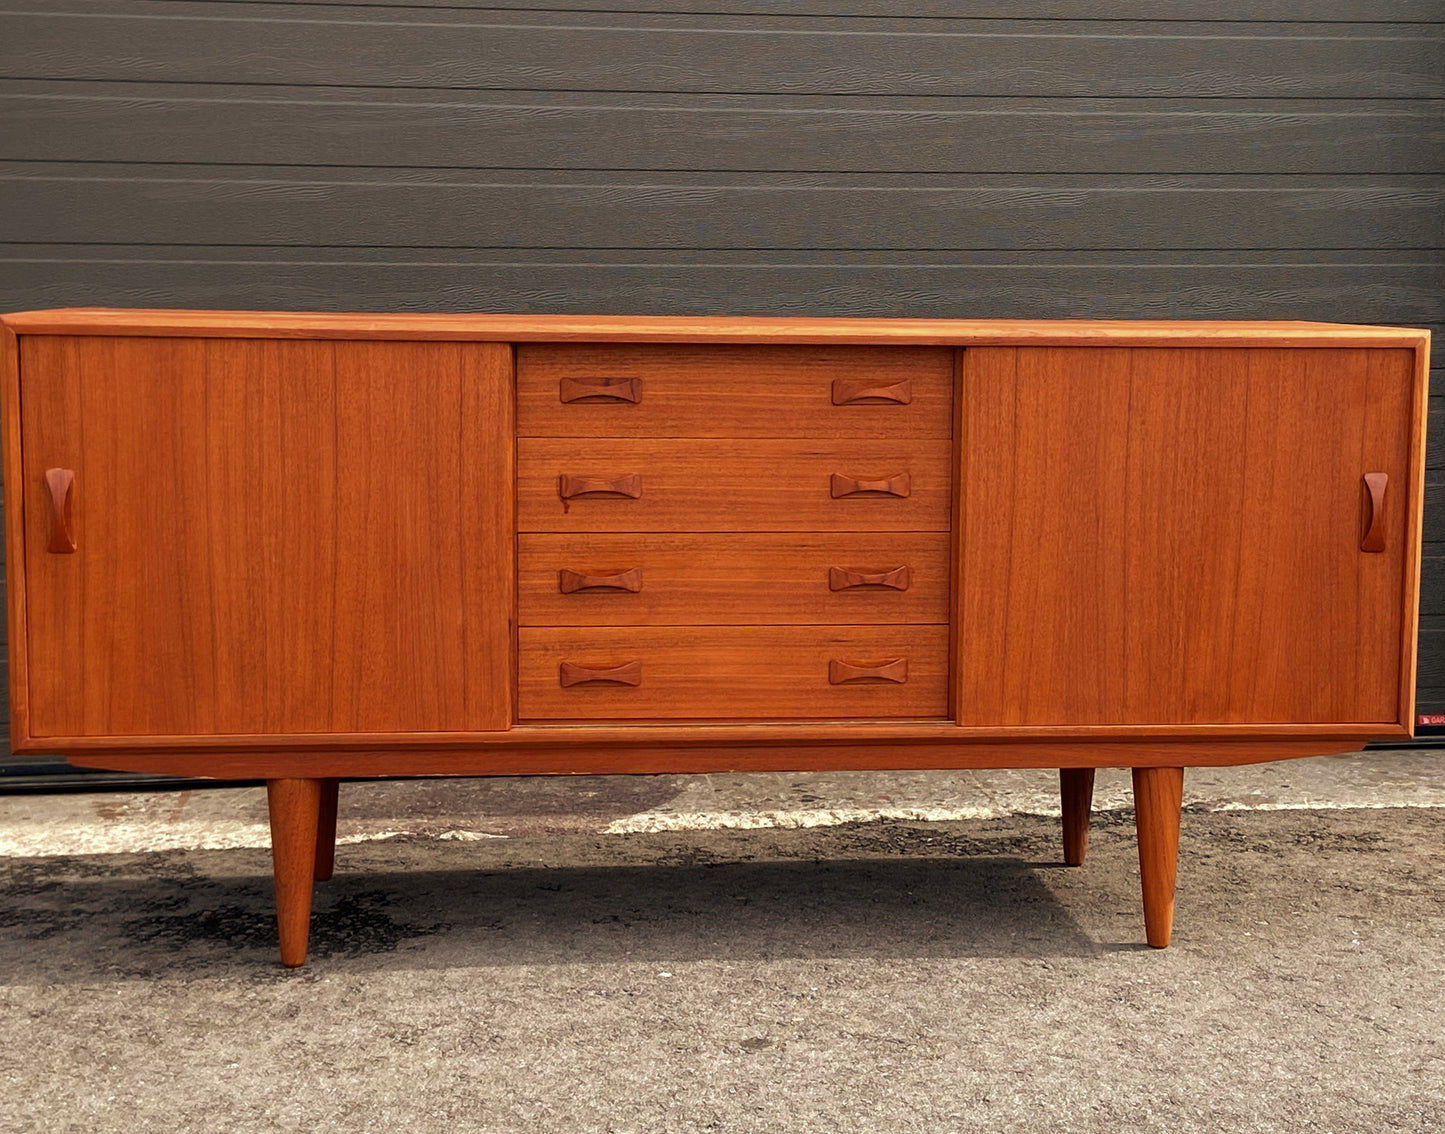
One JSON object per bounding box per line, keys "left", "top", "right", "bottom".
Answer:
{"left": 1132, "top": 766, "right": 1185, "bottom": 948}
{"left": 266, "top": 778, "right": 324, "bottom": 967}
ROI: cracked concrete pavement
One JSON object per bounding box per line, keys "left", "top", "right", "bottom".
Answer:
{"left": 1, "top": 750, "right": 1442, "bottom": 1132}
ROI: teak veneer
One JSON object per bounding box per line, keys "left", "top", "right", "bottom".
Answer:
{"left": 0, "top": 309, "right": 1429, "bottom": 965}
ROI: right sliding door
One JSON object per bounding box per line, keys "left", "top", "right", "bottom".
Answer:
{"left": 958, "top": 346, "right": 1420, "bottom": 728}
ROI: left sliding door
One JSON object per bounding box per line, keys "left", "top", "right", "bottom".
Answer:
{"left": 16, "top": 335, "right": 514, "bottom": 744}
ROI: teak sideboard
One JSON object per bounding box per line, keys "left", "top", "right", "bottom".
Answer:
{"left": 0, "top": 309, "right": 1429, "bottom": 967}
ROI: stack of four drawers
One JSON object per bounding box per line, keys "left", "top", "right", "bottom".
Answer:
{"left": 515, "top": 343, "right": 956, "bottom": 721}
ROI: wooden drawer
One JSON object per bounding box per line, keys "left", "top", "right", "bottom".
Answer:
{"left": 518, "top": 439, "right": 952, "bottom": 532}
{"left": 518, "top": 343, "right": 954, "bottom": 438}
{"left": 518, "top": 626, "right": 950, "bottom": 720}
{"left": 519, "top": 533, "right": 950, "bottom": 625}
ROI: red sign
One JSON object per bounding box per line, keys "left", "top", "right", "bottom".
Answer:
{"left": 1417, "top": 714, "right": 1445, "bottom": 726}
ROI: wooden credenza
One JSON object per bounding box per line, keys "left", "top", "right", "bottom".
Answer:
{"left": 0, "top": 309, "right": 1429, "bottom": 966}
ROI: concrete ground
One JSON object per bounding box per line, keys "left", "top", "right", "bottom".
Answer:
{"left": 1, "top": 752, "right": 1442, "bottom": 1132}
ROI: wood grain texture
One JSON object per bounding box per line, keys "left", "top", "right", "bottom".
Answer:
{"left": 1060, "top": 767, "right": 1096, "bottom": 866}
{"left": 6, "top": 310, "right": 1427, "bottom": 349}
{"left": 61, "top": 738, "right": 1373, "bottom": 781}
{"left": 7, "top": 8, "right": 1437, "bottom": 98}
{"left": 519, "top": 626, "right": 950, "bottom": 720}
{"left": 1132, "top": 766, "right": 1185, "bottom": 948}
{"left": 0, "top": 316, "right": 1421, "bottom": 751}
{"left": 521, "top": 533, "right": 949, "bottom": 626}
{"left": 18, "top": 335, "right": 514, "bottom": 740}
{"left": 519, "top": 344, "right": 953, "bottom": 438}
{"left": 22, "top": 720, "right": 1403, "bottom": 756}
{"left": 19, "top": 336, "right": 83, "bottom": 742}
{"left": 266, "top": 777, "right": 322, "bottom": 968}
{"left": 949, "top": 344, "right": 964, "bottom": 725}
{"left": 959, "top": 346, "right": 1418, "bottom": 727}
{"left": 5, "top": 85, "right": 1438, "bottom": 175}
{"left": 1399, "top": 343, "right": 1431, "bottom": 730}
{"left": 518, "top": 439, "right": 951, "bottom": 532}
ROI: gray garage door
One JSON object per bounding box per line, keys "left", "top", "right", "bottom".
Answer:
{"left": 0, "top": 1, "right": 1442, "bottom": 767}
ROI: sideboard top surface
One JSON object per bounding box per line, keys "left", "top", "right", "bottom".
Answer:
{"left": 0, "top": 309, "right": 1429, "bottom": 350}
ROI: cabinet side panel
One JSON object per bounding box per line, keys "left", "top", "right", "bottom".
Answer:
{"left": 1401, "top": 340, "right": 1430, "bottom": 731}
{"left": 1, "top": 325, "right": 27, "bottom": 746}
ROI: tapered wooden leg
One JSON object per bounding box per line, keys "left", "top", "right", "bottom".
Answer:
{"left": 1060, "top": 767, "right": 1096, "bottom": 866}
{"left": 1132, "top": 766, "right": 1185, "bottom": 948}
{"left": 314, "top": 779, "right": 340, "bottom": 882}
{"left": 266, "top": 778, "right": 323, "bottom": 968}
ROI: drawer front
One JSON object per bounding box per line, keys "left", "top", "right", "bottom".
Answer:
{"left": 519, "top": 626, "right": 950, "bottom": 720}
{"left": 518, "top": 343, "right": 955, "bottom": 438}
{"left": 518, "top": 439, "right": 952, "bottom": 532}
{"left": 519, "top": 533, "right": 950, "bottom": 625}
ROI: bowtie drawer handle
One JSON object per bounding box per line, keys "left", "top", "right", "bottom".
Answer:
{"left": 829, "top": 658, "right": 908, "bottom": 685}
{"left": 1361, "top": 472, "right": 1388, "bottom": 552}
{"left": 559, "top": 376, "right": 642, "bottom": 404}
{"left": 45, "top": 468, "right": 76, "bottom": 554}
{"left": 830, "top": 472, "right": 910, "bottom": 498}
{"left": 560, "top": 660, "right": 643, "bottom": 688}
{"left": 559, "top": 566, "right": 644, "bottom": 593}
{"left": 829, "top": 566, "right": 911, "bottom": 591}
{"left": 831, "top": 378, "right": 913, "bottom": 405}
{"left": 559, "top": 473, "right": 642, "bottom": 500}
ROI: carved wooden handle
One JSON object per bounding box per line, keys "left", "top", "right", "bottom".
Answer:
{"left": 44, "top": 468, "right": 76, "bottom": 554}
{"left": 830, "top": 472, "right": 910, "bottom": 499}
{"left": 832, "top": 378, "right": 913, "bottom": 405}
{"left": 560, "top": 660, "right": 642, "bottom": 688}
{"left": 560, "top": 376, "right": 642, "bottom": 404}
{"left": 559, "top": 566, "right": 643, "bottom": 593}
{"left": 1361, "top": 472, "right": 1388, "bottom": 553}
{"left": 829, "top": 658, "right": 908, "bottom": 684}
{"left": 559, "top": 473, "right": 642, "bottom": 500}
{"left": 829, "top": 566, "right": 911, "bottom": 591}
